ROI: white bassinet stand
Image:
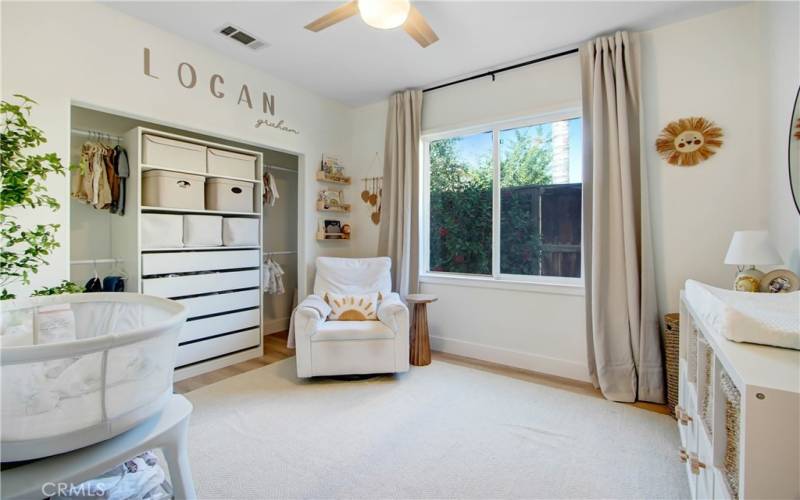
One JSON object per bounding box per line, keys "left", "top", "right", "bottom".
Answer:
{"left": 1, "top": 395, "right": 196, "bottom": 500}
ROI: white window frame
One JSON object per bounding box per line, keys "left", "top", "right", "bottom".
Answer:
{"left": 420, "top": 108, "right": 584, "bottom": 293}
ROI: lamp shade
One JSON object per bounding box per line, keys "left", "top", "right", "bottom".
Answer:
{"left": 724, "top": 230, "right": 783, "bottom": 266}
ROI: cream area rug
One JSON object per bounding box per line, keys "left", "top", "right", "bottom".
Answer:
{"left": 184, "top": 359, "right": 688, "bottom": 499}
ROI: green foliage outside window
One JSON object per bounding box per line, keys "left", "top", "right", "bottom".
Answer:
{"left": 429, "top": 126, "right": 554, "bottom": 275}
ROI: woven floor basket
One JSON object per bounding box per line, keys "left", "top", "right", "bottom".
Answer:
{"left": 663, "top": 313, "right": 680, "bottom": 415}
{"left": 721, "top": 370, "right": 741, "bottom": 499}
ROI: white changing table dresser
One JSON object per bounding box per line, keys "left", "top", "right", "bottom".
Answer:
{"left": 678, "top": 290, "right": 800, "bottom": 499}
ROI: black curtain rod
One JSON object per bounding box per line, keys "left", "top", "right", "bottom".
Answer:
{"left": 422, "top": 48, "right": 579, "bottom": 93}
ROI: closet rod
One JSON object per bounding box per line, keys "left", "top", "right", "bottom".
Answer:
{"left": 71, "top": 128, "right": 125, "bottom": 143}
{"left": 264, "top": 164, "right": 298, "bottom": 174}
{"left": 71, "top": 258, "right": 122, "bottom": 265}
{"left": 423, "top": 47, "right": 579, "bottom": 93}
{"left": 264, "top": 251, "right": 297, "bottom": 256}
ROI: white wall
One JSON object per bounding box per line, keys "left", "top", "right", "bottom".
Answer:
{"left": 1, "top": 1, "right": 355, "bottom": 297}
{"left": 759, "top": 1, "right": 800, "bottom": 273}
{"left": 417, "top": 55, "right": 589, "bottom": 381}
{"left": 422, "top": 54, "right": 581, "bottom": 134}
{"left": 349, "top": 3, "right": 795, "bottom": 382}
{"left": 349, "top": 100, "right": 388, "bottom": 257}
{"left": 347, "top": 58, "right": 590, "bottom": 380}
{"left": 642, "top": 3, "right": 769, "bottom": 315}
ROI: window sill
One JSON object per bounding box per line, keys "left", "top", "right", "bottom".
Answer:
{"left": 418, "top": 273, "right": 585, "bottom": 296}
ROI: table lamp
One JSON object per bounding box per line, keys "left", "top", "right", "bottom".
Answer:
{"left": 724, "top": 230, "right": 783, "bottom": 291}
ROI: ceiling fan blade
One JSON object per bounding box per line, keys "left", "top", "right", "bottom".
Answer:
{"left": 304, "top": 1, "right": 359, "bottom": 32}
{"left": 403, "top": 5, "right": 439, "bottom": 48}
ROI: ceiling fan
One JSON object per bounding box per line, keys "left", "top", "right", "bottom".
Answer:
{"left": 304, "top": 0, "right": 439, "bottom": 48}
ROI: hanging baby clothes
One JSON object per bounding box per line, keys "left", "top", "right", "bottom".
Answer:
{"left": 262, "top": 258, "right": 285, "bottom": 295}
{"left": 104, "top": 147, "right": 120, "bottom": 211}
{"left": 262, "top": 171, "right": 280, "bottom": 207}
{"left": 72, "top": 141, "right": 124, "bottom": 212}
{"left": 113, "top": 146, "right": 130, "bottom": 215}
{"left": 72, "top": 143, "right": 96, "bottom": 203}
{"left": 273, "top": 260, "right": 285, "bottom": 295}
{"left": 91, "top": 144, "right": 112, "bottom": 209}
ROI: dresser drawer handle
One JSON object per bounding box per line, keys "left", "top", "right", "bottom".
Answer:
{"left": 675, "top": 406, "right": 693, "bottom": 425}
{"left": 690, "top": 453, "right": 706, "bottom": 475}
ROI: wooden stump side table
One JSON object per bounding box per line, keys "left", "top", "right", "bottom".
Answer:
{"left": 406, "top": 294, "right": 437, "bottom": 366}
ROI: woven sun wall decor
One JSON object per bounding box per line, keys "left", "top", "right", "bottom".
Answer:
{"left": 655, "top": 116, "right": 723, "bottom": 167}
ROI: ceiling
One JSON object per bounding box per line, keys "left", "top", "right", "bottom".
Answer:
{"left": 108, "top": 1, "right": 740, "bottom": 107}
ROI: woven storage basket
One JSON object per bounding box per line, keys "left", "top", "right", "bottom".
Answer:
{"left": 663, "top": 313, "right": 680, "bottom": 415}
{"left": 721, "top": 370, "right": 741, "bottom": 499}
{"left": 698, "top": 336, "right": 714, "bottom": 437}
{"left": 688, "top": 326, "right": 699, "bottom": 384}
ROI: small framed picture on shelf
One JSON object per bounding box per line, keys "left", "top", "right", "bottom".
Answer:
{"left": 318, "top": 189, "right": 343, "bottom": 209}
{"left": 324, "top": 219, "right": 343, "bottom": 239}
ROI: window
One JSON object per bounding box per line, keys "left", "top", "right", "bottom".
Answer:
{"left": 424, "top": 113, "right": 582, "bottom": 282}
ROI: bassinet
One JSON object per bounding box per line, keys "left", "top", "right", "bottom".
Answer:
{"left": 1, "top": 293, "right": 187, "bottom": 461}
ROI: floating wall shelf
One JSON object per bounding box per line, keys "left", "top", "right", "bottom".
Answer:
{"left": 316, "top": 232, "right": 351, "bottom": 241}
{"left": 316, "top": 171, "right": 351, "bottom": 185}
{"left": 316, "top": 201, "right": 351, "bottom": 213}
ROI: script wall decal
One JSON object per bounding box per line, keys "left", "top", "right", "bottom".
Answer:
{"left": 144, "top": 47, "right": 300, "bottom": 135}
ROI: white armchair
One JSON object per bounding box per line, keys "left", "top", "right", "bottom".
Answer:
{"left": 294, "top": 257, "right": 410, "bottom": 378}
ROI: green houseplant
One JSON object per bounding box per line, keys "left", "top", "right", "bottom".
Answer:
{"left": 1, "top": 95, "right": 81, "bottom": 299}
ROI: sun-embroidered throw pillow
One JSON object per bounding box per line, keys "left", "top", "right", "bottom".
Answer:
{"left": 324, "top": 292, "right": 380, "bottom": 321}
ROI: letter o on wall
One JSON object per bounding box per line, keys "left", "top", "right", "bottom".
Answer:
{"left": 177, "top": 62, "right": 197, "bottom": 89}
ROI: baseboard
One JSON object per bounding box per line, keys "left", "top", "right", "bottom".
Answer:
{"left": 263, "top": 317, "right": 290, "bottom": 335}
{"left": 430, "top": 335, "right": 591, "bottom": 383}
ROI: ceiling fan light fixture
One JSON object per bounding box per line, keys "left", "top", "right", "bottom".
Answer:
{"left": 358, "top": 0, "right": 411, "bottom": 30}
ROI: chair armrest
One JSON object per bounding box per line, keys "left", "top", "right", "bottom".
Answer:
{"left": 378, "top": 292, "right": 408, "bottom": 332}
{"left": 294, "top": 294, "right": 330, "bottom": 334}
{"left": 295, "top": 306, "right": 323, "bottom": 324}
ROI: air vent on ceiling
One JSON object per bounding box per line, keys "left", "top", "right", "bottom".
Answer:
{"left": 217, "top": 24, "right": 268, "bottom": 50}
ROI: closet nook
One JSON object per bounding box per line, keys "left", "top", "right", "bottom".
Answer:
{"left": 69, "top": 106, "right": 300, "bottom": 380}
{"left": 261, "top": 150, "right": 299, "bottom": 334}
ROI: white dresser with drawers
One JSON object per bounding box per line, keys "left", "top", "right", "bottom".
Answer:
{"left": 677, "top": 290, "right": 800, "bottom": 499}
{"left": 112, "top": 127, "right": 264, "bottom": 381}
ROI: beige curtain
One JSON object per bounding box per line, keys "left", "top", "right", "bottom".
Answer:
{"left": 580, "top": 32, "right": 664, "bottom": 403}
{"left": 378, "top": 89, "right": 423, "bottom": 297}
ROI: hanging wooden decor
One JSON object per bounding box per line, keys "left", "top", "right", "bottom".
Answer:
{"left": 371, "top": 177, "right": 382, "bottom": 225}
{"left": 361, "top": 178, "right": 370, "bottom": 202}
{"left": 655, "top": 117, "right": 723, "bottom": 167}
{"left": 361, "top": 176, "right": 383, "bottom": 225}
